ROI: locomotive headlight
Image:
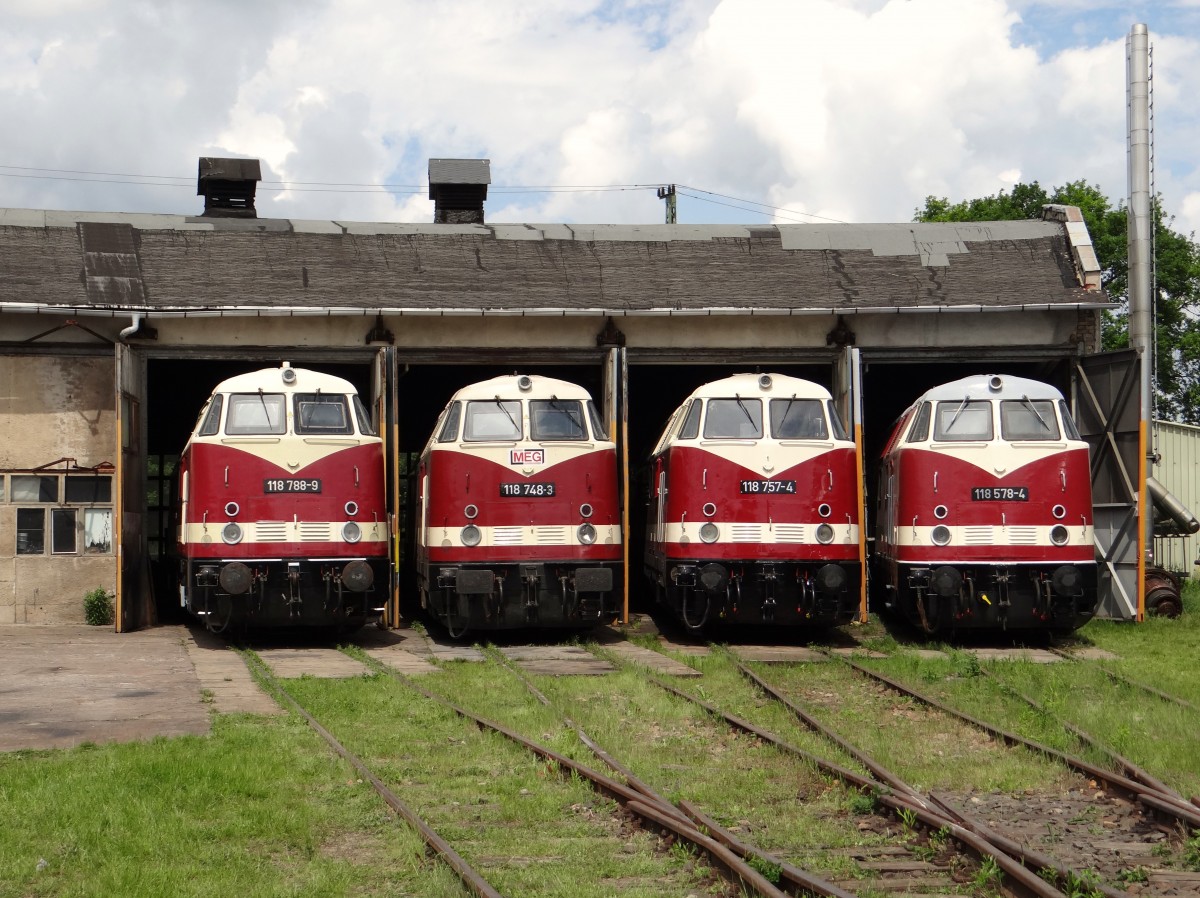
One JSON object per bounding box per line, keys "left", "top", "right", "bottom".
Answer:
{"left": 579, "top": 503, "right": 594, "bottom": 519}
{"left": 460, "top": 524, "right": 482, "bottom": 547}
{"left": 1049, "top": 525, "right": 1070, "bottom": 546}
{"left": 702, "top": 502, "right": 716, "bottom": 518}
{"left": 577, "top": 523, "right": 597, "bottom": 545}
{"left": 344, "top": 501, "right": 359, "bottom": 517}
{"left": 933, "top": 505, "right": 948, "bottom": 520}
{"left": 342, "top": 521, "right": 362, "bottom": 544}
{"left": 931, "top": 525, "right": 951, "bottom": 546}
{"left": 221, "top": 522, "right": 243, "bottom": 545}
{"left": 818, "top": 503, "right": 831, "bottom": 519}
{"left": 464, "top": 504, "right": 479, "bottom": 520}
{"left": 699, "top": 522, "right": 720, "bottom": 543}
{"left": 815, "top": 523, "right": 835, "bottom": 544}
{"left": 224, "top": 502, "right": 240, "bottom": 518}
{"left": 1051, "top": 504, "right": 1066, "bottom": 520}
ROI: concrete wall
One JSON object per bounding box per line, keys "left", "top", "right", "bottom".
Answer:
{"left": 0, "top": 354, "right": 116, "bottom": 624}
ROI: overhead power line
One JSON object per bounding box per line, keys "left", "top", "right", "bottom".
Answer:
{"left": 0, "top": 162, "right": 840, "bottom": 221}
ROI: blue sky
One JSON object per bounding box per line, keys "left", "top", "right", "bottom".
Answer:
{"left": 1, "top": 0, "right": 1197, "bottom": 236}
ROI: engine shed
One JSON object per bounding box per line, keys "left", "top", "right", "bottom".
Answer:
{"left": 1, "top": 157, "right": 1145, "bottom": 631}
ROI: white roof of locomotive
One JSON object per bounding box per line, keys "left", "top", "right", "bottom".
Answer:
{"left": 448, "top": 374, "right": 595, "bottom": 402}
{"left": 683, "top": 372, "right": 833, "bottom": 401}
{"left": 919, "top": 374, "right": 1065, "bottom": 403}
{"left": 210, "top": 363, "right": 358, "bottom": 395}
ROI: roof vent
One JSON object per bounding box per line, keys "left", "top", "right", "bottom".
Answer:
{"left": 197, "top": 157, "right": 262, "bottom": 218}
{"left": 428, "top": 158, "right": 490, "bottom": 224}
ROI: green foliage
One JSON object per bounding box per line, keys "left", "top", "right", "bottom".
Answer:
{"left": 972, "top": 855, "right": 1003, "bottom": 890}
{"left": 83, "top": 587, "right": 114, "bottom": 626}
{"left": 848, "top": 791, "right": 878, "bottom": 814}
{"left": 1185, "top": 833, "right": 1200, "bottom": 871}
{"left": 897, "top": 806, "right": 918, "bottom": 832}
{"left": 746, "top": 854, "right": 783, "bottom": 883}
{"left": 916, "top": 181, "right": 1200, "bottom": 423}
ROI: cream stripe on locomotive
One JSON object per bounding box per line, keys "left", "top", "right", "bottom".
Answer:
{"left": 894, "top": 523, "right": 1093, "bottom": 548}
{"left": 921, "top": 440, "right": 1087, "bottom": 475}
{"left": 188, "top": 436, "right": 376, "bottom": 472}
{"left": 687, "top": 440, "right": 849, "bottom": 474}
{"left": 660, "top": 521, "right": 860, "bottom": 545}
{"left": 181, "top": 520, "right": 387, "bottom": 545}
{"left": 427, "top": 523, "right": 621, "bottom": 549}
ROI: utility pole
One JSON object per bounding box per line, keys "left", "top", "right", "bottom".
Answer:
{"left": 656, "top": 185, "right": 677, "bottom": 224}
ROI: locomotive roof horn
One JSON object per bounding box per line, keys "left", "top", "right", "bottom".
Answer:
{"left": 987, "top": 375, "right": 1004, "bottom": 392}
{"left": 758, "top": 374, "right": 773, "bottom": 390}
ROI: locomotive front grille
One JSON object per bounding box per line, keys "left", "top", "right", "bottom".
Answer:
{"left": 300, "top": 522, "right": 332, "bottom": 541}
{"left": 493, "top": 527, "right": 524, "bottom": 546}
{"left": 963, "top": 526, "right": 993, "bottom": 545}
{"left": 773, "top": 524, "right": 805, "bottom": 542}
{"left": 1008, "top": 526, "right": 1038, "bottom": 545}
{"left": 731, "top": 524, "right": 762, "bottom": 542}
{"left": 256, "top": 521, "right": 288, "bottom": 542}
{"left": 535, "top": 526, "right": 568, "bottom": 545}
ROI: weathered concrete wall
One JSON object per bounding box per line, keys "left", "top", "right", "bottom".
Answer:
{"left": 0, "top": 354, "right": 116, "bottom": 624}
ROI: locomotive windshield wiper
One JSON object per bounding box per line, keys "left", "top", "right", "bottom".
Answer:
{"left": 946, "top": 394, "right": 971, "bottom": 433}
{"left": 548, "top": 395, "right": 582, "bottom": 433}
{"left": 494, "top": 396, "right": 520, "bottom": 433}
{"left": 1020, "top": 394, "right": 1052, "bottom": 431}
{"left": 735, "top": 394, "right": 756, "bottom": 427}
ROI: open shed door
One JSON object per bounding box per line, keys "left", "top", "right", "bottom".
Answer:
{"left": 833, "top": 347, "right": 868, "bottom": 622}
{"left": 602, "top": 346, "right": 629, "bottom": 623}
{"left": 114, "top": 343, "right": 153, "bottom": 632}
{"left": 373, "top": 347, "right": 402, "bottom": 627}
{"left": 1073, "top": 349, "right": 1144, "bottom": 620}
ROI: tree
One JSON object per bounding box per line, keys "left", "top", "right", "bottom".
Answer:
{"left": 915, "top": 182, "right": 1200, "bottom": 423}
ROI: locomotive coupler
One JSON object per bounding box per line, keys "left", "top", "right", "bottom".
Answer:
{"left": 522, "top": 565, "right": 540, "bottom": 623}
{"left": 286, "top": 562, "right": 302, "bottom": 616}
{"left": 759, "top": 564, "right": 777, "bottom": 622}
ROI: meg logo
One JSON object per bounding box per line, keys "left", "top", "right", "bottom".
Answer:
{"left": 510, "top": 448, "right": 544, "bottom": 465}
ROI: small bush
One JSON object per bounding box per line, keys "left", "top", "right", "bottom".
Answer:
{"left": 83, "top": 587, "right": 114, "bottom": 626}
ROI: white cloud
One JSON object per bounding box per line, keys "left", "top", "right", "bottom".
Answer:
{"left": 0, "top": 0, "right": 1196, "bottom": 238}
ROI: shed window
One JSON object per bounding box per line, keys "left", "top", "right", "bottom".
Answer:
{"left": 52, "top": 508, "right": 77, "bottom": 554}
{"left": 12, "top": 475, "right": 58, "bottom": 502}
{"left": 704, "top": 398, "right": 763, "bottom": 439}
{"left": 16, "top": 509, "right": 44, "bottom": 554}
{"left": 225, "top": 394, "right": 287, "bottom": 435}
{"left": 84, "top": 509, "right": 113, "bottom": 554}
{"left": 66, "top": 475, "right": 113, "bottom": 504}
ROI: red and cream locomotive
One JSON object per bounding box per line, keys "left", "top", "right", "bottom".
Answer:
{"left": 176, "top": 362, "right": 390, "bottom": 632}
{"left": 416, "top": 374, "right": 622, "bottom": 634}
{"left": 644, "top": 373, "right": 862, "bottom": 629}
{"left": 873, "top": 374, "right": 1097, "bottom": 634}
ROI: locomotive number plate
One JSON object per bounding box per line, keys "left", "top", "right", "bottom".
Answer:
{"left": 739, "top": 479, "right": 797, "bottom": 494}
{"left": 500, "top": 482, "right": 556, "bottom": 497}
{"left": 971, "top": 486, "right": 1028, "bottom": 501}
{"left": 264, "top": 478, "right": 323, "bottom": 493}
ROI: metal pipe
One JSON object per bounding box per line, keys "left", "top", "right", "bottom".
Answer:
{"left": 118, "top": 312, "right": 143, "bottom": 341}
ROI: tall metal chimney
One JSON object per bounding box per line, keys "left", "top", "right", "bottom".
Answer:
{"left": 1127, "top": 24, "right": 1155, "bottom": 586}
{"left": 428, "top": 158, "right": 490, "bottom": 224}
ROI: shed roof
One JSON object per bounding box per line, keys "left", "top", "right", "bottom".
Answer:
{"left": 0, "top": 207, "right": 1109, "bottom": 318}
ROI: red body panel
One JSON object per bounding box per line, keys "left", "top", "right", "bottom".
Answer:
{"left": 423, "top": 447, "right": 622, "bottom": 563}
{"left": 179, "top": 441, "right": 388, "bottom": 559}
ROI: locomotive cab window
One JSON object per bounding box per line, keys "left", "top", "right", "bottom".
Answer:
{"left": 587, "top": 401, "right": 608, "bottom": 440}
{"left": 1059, "top": 401, "right": 1082, "bottom": 440}
{"left": 676, "top": 400, "right": 702, "bottom": 441}
{"left": 464, "top": 400, "right": 522, "bottom": 441}
{"left": 1000, "top": 399, "right": 1060, "bottom": 440}
{"left": 295, "top": 394, "right": 353, "bottom": 435}
{"left": 827, "top": 401, "right": 850, "bottom": 441}
{"left": 906, "top": 402, "right": 932, "bottom": 443}
{"left": 436, "top": 402, "right": 462, "bottom": 443}
{"left": 933, "top": 400, "right": 992, "bottom": 441}
{"left": 197, "top": 395, "right": 223, "bottom": 436}
{"left": 225, "top": 393, "right": 287, "bottom": 435}
{"left": 352, "top": 395, "right": 377, "bottom": 436}
{"left": 704, "top": 398, "right": 763, "bottom": 439}
{"left": 770, "top": 398, "right": 827, "bottom": 439}
{"left": 531, "top": 399, "right": 587, "bottom": 441}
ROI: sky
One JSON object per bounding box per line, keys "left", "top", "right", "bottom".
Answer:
{"left": 2, "top": 0, "right": 1198, "bottom": 237}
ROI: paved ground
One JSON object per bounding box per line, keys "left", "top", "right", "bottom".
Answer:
{"left": 1, "top": 616, "right": 1100, "bottom": 753}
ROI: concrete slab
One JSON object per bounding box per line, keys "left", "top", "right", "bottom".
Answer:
{"left": 255, "top": 648, "right": 370, "bottom": 678}
{"left": 0, "top": 625, "right": 210, "bottom": 752}
{"left": 184, "top": 627, "right": 284, "bottom": 715}
{"left": 965, "top": 647, "right": 1060, "bottom": 663}
{"left": 603, "top": 641, "right": 703, "bottom": 677}
{"left": 732, "top": 645, "right": 827, "bottom": 663}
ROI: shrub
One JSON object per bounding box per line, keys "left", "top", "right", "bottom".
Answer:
{"left": 83, "top": 587, "right": 114, "bottom": 626}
